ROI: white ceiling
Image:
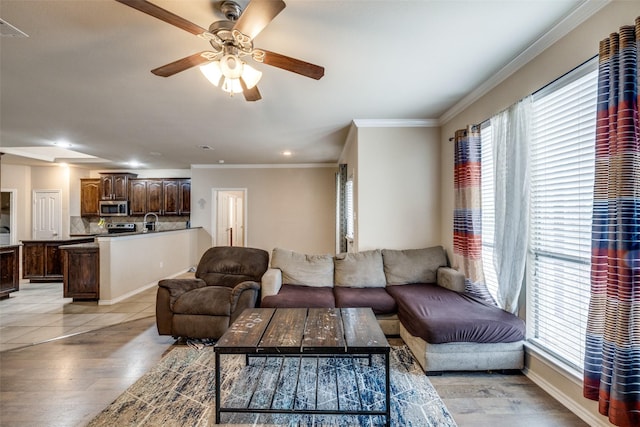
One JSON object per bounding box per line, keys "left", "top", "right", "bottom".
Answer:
{"left": 0, "top": 0, "right": 600, "bottom": 169}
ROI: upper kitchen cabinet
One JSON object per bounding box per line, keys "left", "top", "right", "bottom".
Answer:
{"left": 129, "top": 179, "right": 148, "bottom": 216}
{"left": 80, "top": 178, "right": 101, "bottom": 217}
{"left": 163, "top": 179, "right": 191, "bottom": 215}
{"left": 129, "top": 178, "right": 190, "bottom": 216}
{"left": 179, "top": 179, "right": 191, "bottom": 215}
{"left": 100, "top": 173, "right": 137, "bottom": 200}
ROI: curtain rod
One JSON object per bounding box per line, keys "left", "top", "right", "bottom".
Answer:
{"left": 447, "top": 53, "right": 598, "bottom": 142}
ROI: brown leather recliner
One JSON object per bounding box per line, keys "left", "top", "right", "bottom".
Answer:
{"left": 156, "top": 246, "right": 269, "bottom": 339}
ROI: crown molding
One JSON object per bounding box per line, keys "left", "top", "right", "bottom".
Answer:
{"left": 191, "top": 163, "right": 337, "bottom": 169}
{"left": 352, "top": 119, "right": 440, "bottom": 128}
{"left": 438, "top": 0, "right": 610, "bottom": 125}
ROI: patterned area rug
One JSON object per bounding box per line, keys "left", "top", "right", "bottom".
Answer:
{"left": 88, "top": 345, "right": 457, "bottom": 427}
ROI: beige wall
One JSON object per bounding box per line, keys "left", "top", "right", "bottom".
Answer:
{"left": 438, "top": 3, "right": 637, "bottom": 425}
{"left": 190, "top": 165, "right": 337, "bottom": 255}
{"left": 355, "top": 126, "right": 441, "bottom": 251}
{"left": 440, "top": 0, "right": 637, "bottom": 255}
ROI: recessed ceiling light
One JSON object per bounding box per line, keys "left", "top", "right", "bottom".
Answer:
{"left": 282, "top": 150, "right": 293, "bottom": 157}
{"left": 128, "top": 160, "right": 141, "bottom": 167}
{"left": 54, "top": 139, "right": 72, "bottom": 148}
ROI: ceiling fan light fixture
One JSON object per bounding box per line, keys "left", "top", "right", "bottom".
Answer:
{"left": 200, "top": 56, "right": 262, "bottom": 94}
{"left": 200, "top": 61, "right": 224, "bottom": 87}
{"left": 240, "top": 63, "right": 262, "bottom": 89}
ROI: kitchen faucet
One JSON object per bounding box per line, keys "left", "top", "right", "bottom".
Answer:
{"left": 142, "top": 212, "right": 159, "bottom": 232}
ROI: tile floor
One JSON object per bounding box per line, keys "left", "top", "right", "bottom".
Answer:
{"left": 0, "top": 280, "right": 156, "bottom": 352}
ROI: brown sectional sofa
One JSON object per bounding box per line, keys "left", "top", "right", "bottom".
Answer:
{"left": 261, "top": 246, "right": 525, "bottom": 373}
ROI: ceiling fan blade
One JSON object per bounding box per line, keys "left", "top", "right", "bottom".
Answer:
{"left": 233, "top": 0, "right": 286, "bottom": 40}
{"left": 115, "top": 0, "right": 208, "bottom": 36}
{"left": 260, "top": 50, "right": 324, "bottom": 80}
{"left": 240, "top": 78, "right": 262, "bottom": 102}
{"left": 151, "top": 52, "right": 212, "bottom": 77}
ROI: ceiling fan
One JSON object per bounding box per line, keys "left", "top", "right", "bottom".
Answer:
{"left": 115, "top": 0, "right": 325, "bottom": 101}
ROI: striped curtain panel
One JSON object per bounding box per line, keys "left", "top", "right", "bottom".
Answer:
{"left": 452, "top": 126, "right": 494, "bottom": 303}
{"left": 583, "top": 18, "right": 640, "bottom": 427}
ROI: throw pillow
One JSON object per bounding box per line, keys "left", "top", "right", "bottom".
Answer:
{"left": 271, "top": 248, "right": 334, "bottom": 287}
{"left": 382, "top": 246, "right": 448, "bottom": 285}
{"left": 334, "top": 249, "right": 386, "bottom": 288}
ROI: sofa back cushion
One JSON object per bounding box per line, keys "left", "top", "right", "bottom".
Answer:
{"left": 382, "top": 246, "right": 448, "bottom": 285}
{"left": 334, "top": 249, "right": 386, "bottom": 288}
{"left": 271, "top": 248, "right": 334, "bottom": 287}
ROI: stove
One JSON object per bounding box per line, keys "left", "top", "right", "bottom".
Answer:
{"left": 106, "top": 223, "right": 136, "bottom": 234}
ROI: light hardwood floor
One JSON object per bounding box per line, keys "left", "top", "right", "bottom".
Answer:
{"left": 0, "top": 283, "right": 588, "bottom": 426}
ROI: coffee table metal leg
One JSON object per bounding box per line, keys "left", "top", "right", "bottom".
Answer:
{"left": 215, "top": 351, "right": 221, "bottom": 424}
{"left": 385, "top": 351, "right": 391, "bottom": 427}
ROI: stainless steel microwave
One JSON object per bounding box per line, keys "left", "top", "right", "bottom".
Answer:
{"left": 99, "top": 200, "right": 128, "bottom": 216}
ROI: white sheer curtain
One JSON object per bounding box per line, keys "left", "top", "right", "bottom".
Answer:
{"left": 490, "top": 96, "right": 532, "bottom": 314}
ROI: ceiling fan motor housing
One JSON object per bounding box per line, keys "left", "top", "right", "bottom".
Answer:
{"left": 220, "top": 1, "right": 242, "bottom": 21}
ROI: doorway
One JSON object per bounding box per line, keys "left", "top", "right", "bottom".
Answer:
{"left": 32, "top": 190, "right": 62, "bottom": 240}
{"left": 212, "top": 189, "right": 247, "bottom": 247}
{"left": 0, "top": 190, "right": 17, "bottom": 245}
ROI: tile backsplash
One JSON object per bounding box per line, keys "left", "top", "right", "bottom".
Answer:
{"left": 70, "top": 216, "right": 190, "bottom": 235}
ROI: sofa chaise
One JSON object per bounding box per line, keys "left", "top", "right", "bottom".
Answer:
{"left": 261, "top": 246, "right": 525, "bottom": 373}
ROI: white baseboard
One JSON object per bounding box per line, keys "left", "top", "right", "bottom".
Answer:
{"left": 98, "top": 268, "right": 189, "bottom": 305}
{"left": 524, "top": 351, "right": 609, "bottom": 427}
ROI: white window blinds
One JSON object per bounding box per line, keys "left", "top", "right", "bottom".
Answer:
{"left": 480, "top": 122, "right": 499, "bottom": 301}
{"left": 528, "top": 59, "right": 598, "bottom": 370}
{"left": 345, "top": 178, "right": 354, "bottom": 240}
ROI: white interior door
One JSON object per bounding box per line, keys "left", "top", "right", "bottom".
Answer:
{"left": 33, "top": 190, "right": 61, "bottom": 239}
{"left": 212, "top": 189, "right": 247, "bottom": 247}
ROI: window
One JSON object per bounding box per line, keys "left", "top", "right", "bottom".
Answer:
{"left": 480, "top": 123, "right": 499, "bottom": 301}
{"left": 345, "top": 178, "right": 354, "bottom": 240}
{"left": 528, "top": 59, "right": 597, "bottom": 371}
{"left": 480, "top": 58, "right": 598, "bottom": 371}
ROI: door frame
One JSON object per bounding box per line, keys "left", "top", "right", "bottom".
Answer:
{"left": 0, "top": 189, "right": 18, "bottom": 244}
{"left": 32, "top": 189, "right": 62, "bottom": 240}
{"left": 211, "top": 188, "right": 248, "bottom": 247}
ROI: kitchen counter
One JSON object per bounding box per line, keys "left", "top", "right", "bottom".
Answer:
{"left": 21, "top": 237, "right": 95, "bottom": 282}
{"left": 96, "top": 227, "right": 204, "bottom": 304}
{"left": 21, "top": 236, "right": 97, "bottom": 243}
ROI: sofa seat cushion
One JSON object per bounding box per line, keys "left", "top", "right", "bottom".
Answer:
{"left": 387, "top": 283, "right": 525, "bottom": 344}
{"left": 333, "top": 287, "right": 397, "bottom": 315}
{"left": 261, "top": 284, "right": 335, "bottom": 308}
{"left": 172, "top": 286, "right": 232, "bottom": 316}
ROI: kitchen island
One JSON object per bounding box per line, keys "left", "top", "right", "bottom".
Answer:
{"left": 21, "top": 237, "right": 95, "bottom": 282}
{"left": 0, "top": 244, "right": 20, "bottom": 298}
{"left": 20, "top": 228, "right": 207, "bottom": 304}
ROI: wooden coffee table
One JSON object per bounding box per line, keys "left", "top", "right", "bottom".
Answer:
{"left": 214, "top": 307, "right": 391, "bottom": 426}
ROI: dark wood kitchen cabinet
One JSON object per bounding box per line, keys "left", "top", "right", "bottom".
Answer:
{"left": 147, "top": 179, "right": 163, "bottom": 213}
{"left": 128, "top": 179, "right": 148, "bottom": 215}
{"left": 80, "top": 178, "right": 101, "bottom": 217}
{"left": 22, "top": 238, "right": 94, "bottom": 282}
{"left": 62, "top": 243, "right": 99, "bottom": 300}
{"left": 0, "top": 245, "right": 20, "bottom": 299}
{"left": 128, "top": 178, "right": 190, "bottom": 216}
{"left": 100, "top": 173, "right": 136, "bottom": 201}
